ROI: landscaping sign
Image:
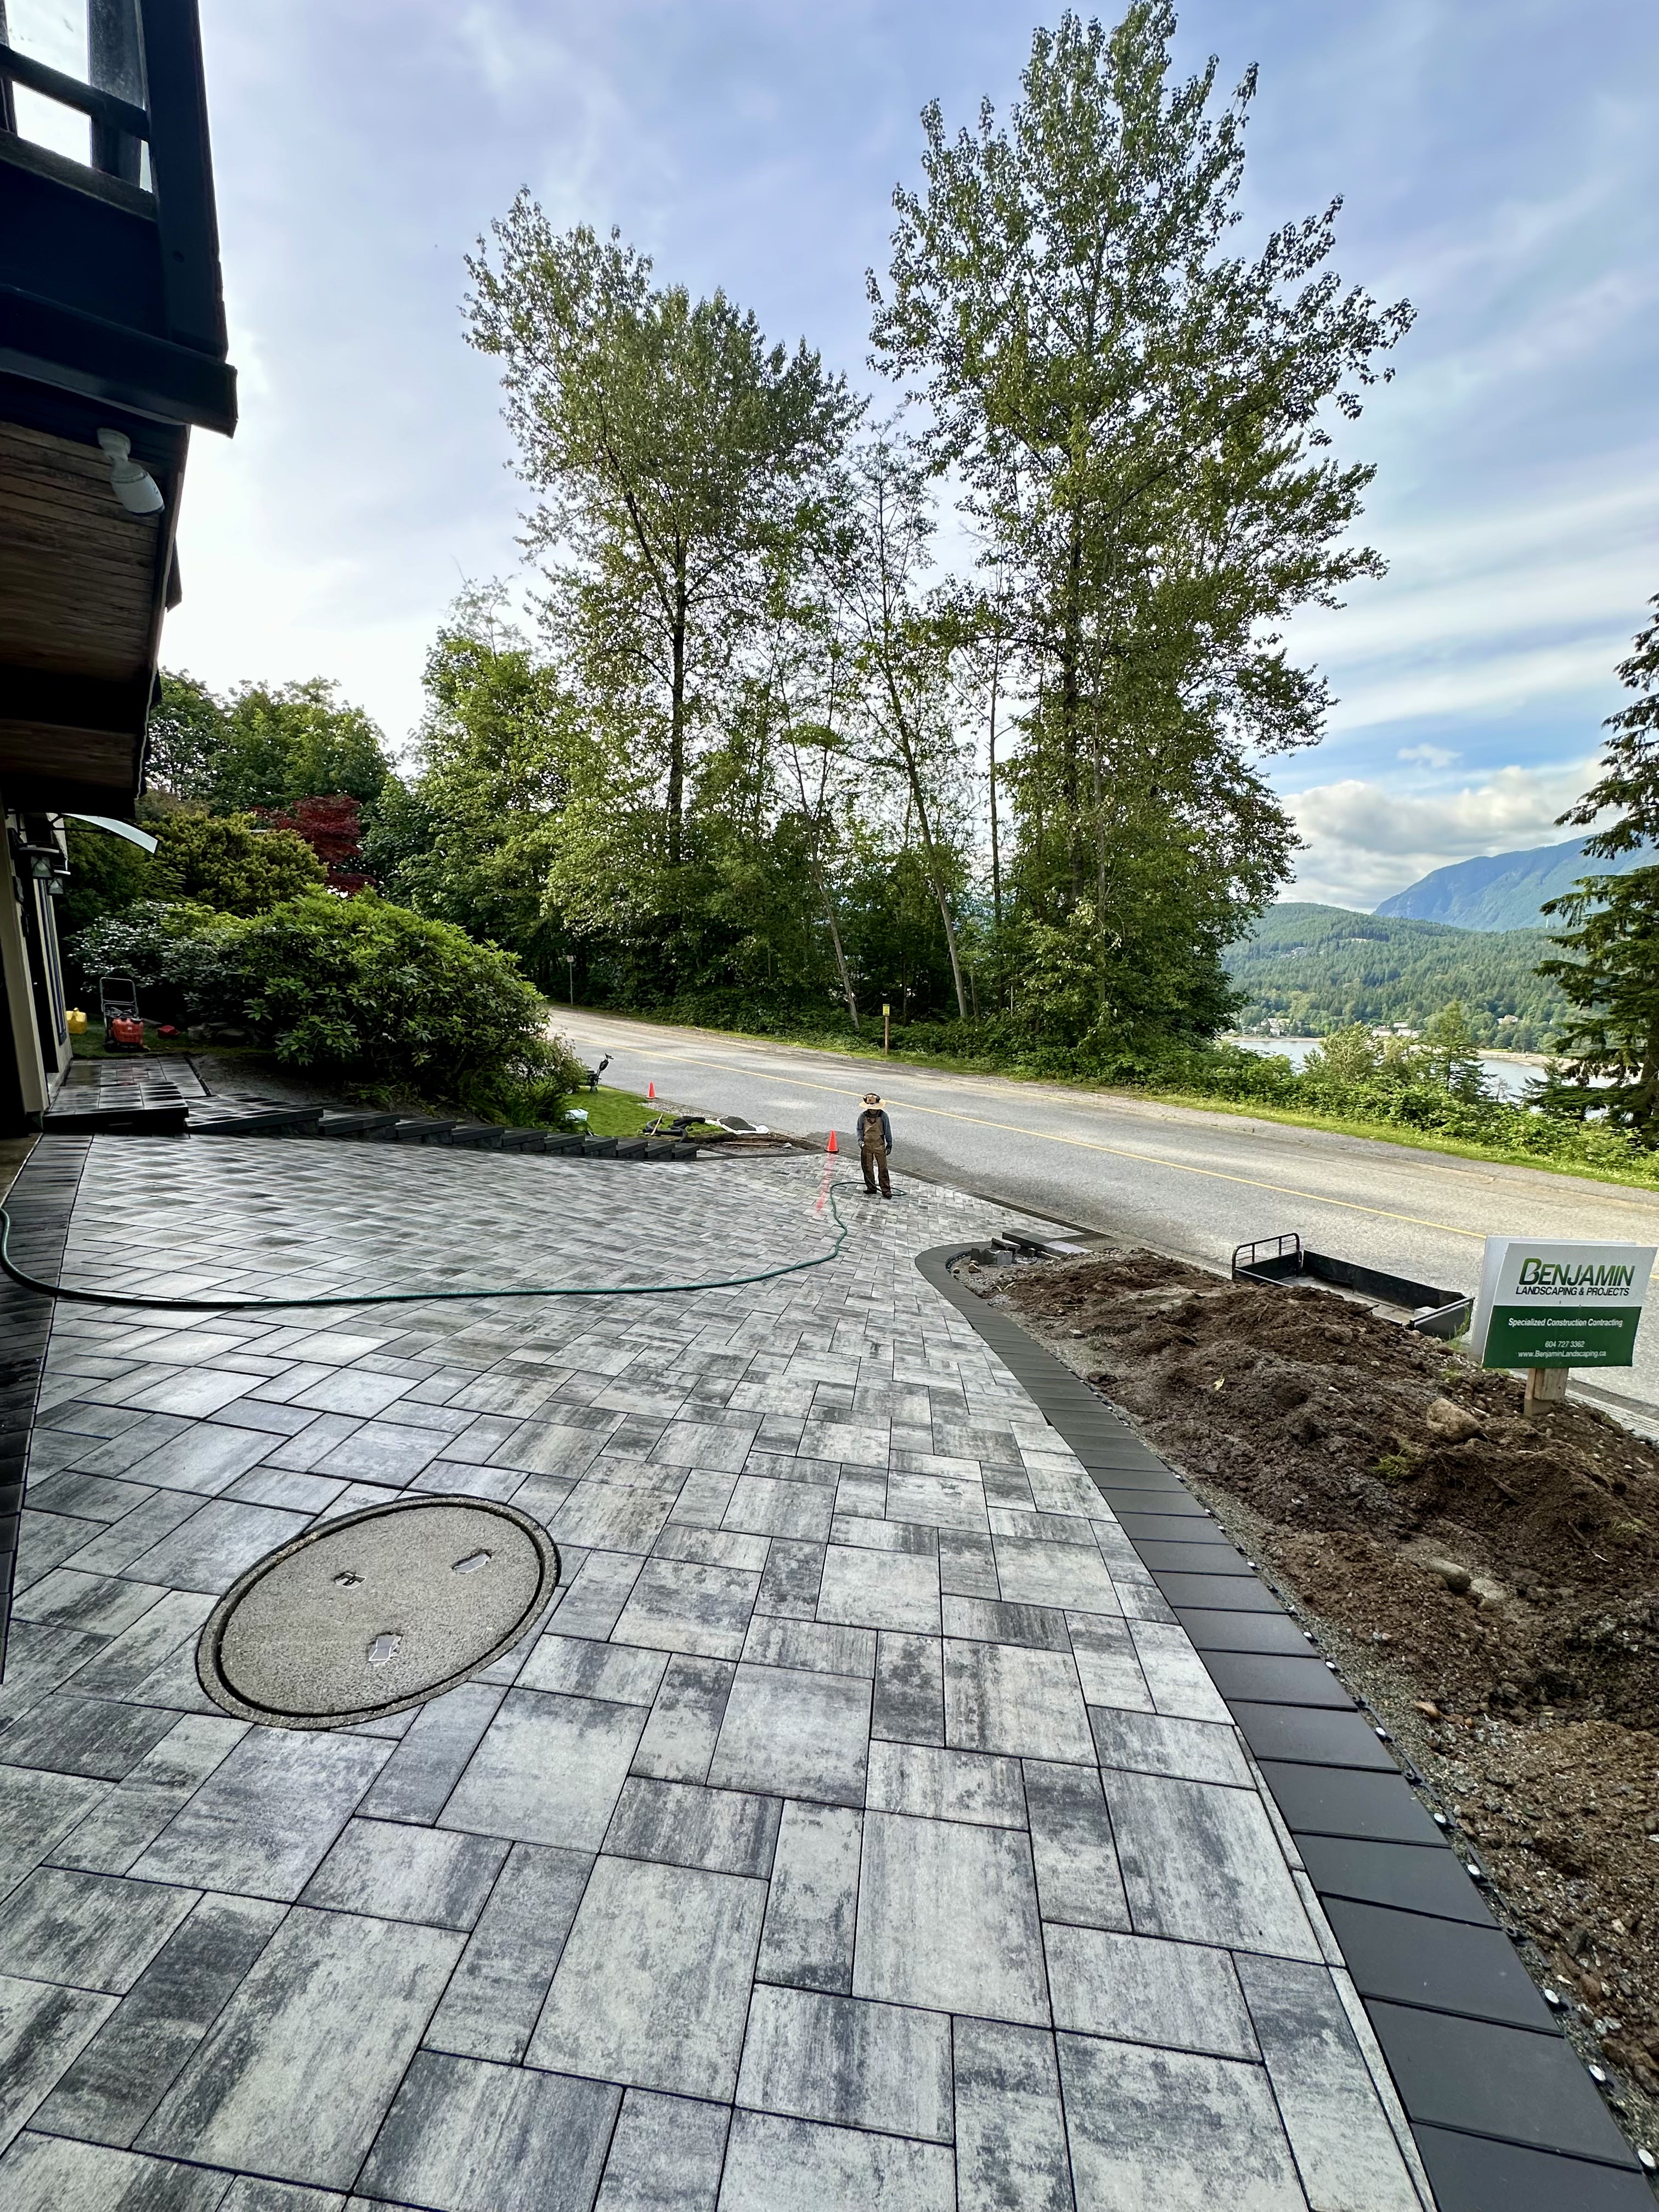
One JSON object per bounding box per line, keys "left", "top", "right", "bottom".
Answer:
{"left": 1470, "top": 1238, "right": 1656, "bottom": 1369}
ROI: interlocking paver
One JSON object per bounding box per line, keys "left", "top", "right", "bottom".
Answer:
{"left": 438, "top": 1688, "right": 644, "bottom": 1849}
{"left": 527, "top": 1854, "right": 765, "bottom": 2098}
{"left": 707, "top": 1661, "right": 871, "bottom": 1806}
{"left": 138, "top": 1906, "right": 461, "bottom": 2188}
{"left": 854, "top": 1810, "right": 1049, "bottom": 2024}
{"left": 952, "top": 2016, "right": 1075, "bottom": 2212}
{"left": 0, "top": 1138, "right": 1427, "bottom": 2206}
{"left": 735, "top": 1983, "right": 953, "bottom": 2141}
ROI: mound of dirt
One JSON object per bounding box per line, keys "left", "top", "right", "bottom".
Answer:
{"left": 978, "top": 1246, "right": 1659, "bottom": 2142}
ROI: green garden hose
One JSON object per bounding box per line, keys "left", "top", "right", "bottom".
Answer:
{"left": 0, "top": 1186, "right": 850, "bottom": 1314}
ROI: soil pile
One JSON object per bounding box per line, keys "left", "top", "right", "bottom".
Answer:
{"left": 978, "top": 1247, "right": 1659, "bottom": 2135}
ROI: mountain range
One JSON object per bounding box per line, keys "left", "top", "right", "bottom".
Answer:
{"left": 1374, "top": 835, "right": 1649, "bottom": 931}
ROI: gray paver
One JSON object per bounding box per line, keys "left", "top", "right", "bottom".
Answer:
{"left": 816, "top": 1544, "right": 940, "bottom": 1634}
{"left": 736, "top": 1983, "right": 953, "bottom": 2142}
{"left": 438, "top": 1688, "right": 644, "bottom": 1849}
{"left": 358, "top": 1680, "right": 503, "bottom": 1823}
{"left": 138, "top": 1906, "right": 461, "bottom": 2187}
{"left": 718, "top": 2108, "right": 955, "bottom": 2211}
{"left": 871, "top": 1629, "right": 944, "bottom": 1745}
{"left": 1045, "top": 1924, "right": 1257, "bottom": 2058}
{"left": 424, "top": 1843, "right": 592, "bottom": 2063}
{"left": 612, "top": 1558, "right": 759, "bottom": 1659}
{"left": 0, "top": 1973, "right": 117, "bottom": 2153}
{"left": 30, "top": 1891, "right": 283, "bottom": 2148}
{"left": 358, "top": 2049, "right": 619, "bottom": 2212}
{"left": 0, "top": 2134, "right": 230, "bottom": 2211}
{"left": 527, "top": 1854, "right": 765, "bottom": 2099}
{"left": 0, "top": 1692, "right": 179, "bottom": 1781}
{"left": 606, "top": 1777, "right": 781, "bottom": 1876}
{"left": 301, "top": 1818, "right": 507, "bottom": 1928}
{"left": 866, "top": 1737, "right": 1026, "bottom": 1826}
{"left": 1055, "top": 2032, "right": 1307, "bottom": 2210}
{"left": 1235, "top": 1954, "right": 1421, "bottom": 2212}
{"left": 953, "top": 2017, "right": 1075, "bottom": 2212}
{"left": 741, "top": 1615, "right": 874, "bottom": 1677}
{"left": 945, "top": 1637, "right": 1093, "bottom": 1763}
{"left": 593, "top": 2087, "right": 730, "bottom": 2211}
{"left": 516, "top": 1633, "right": 668, "bottom": 1705}
{"left": 0, "top": 1866, "right": 197, "bottom": 1995}
{"left": 854, "top": 1811, "right": 1048, "bottom": 2024}
{"left": 629, "top": 1655, "right": 735, "bottom": 1782}
{"left": 1109, "top": 1769, "right": 1321, "bottom": 1960}
{"left": 131, "top": 1729, "right": 388, "bottom": 1899}
{"left": 755, "top": 1801, "right": 861, "bottom": 1995}
{"left": 0, "top": 1768, "right": 111, "bottom": 1899}
{"left": 1023, "top": 1758, "right": 1131, "bottom": 1931}
{"left": 707, "top": 1663, "right": 870, "bottom": 1807}
{"left": 123, "top": 1499, "right": 311, "bottom": 1594}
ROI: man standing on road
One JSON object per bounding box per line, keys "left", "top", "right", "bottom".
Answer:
{"left": 857, "top": 1093, "right": 893, "bottom": 1199}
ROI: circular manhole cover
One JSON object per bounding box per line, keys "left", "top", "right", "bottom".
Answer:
{"left": 197, "top": 1497, "right": 561, "bottom": 1729}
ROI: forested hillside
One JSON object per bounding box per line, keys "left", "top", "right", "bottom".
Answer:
{"left": 1225, "top": 902, "right": 1569, "bottom": 1047}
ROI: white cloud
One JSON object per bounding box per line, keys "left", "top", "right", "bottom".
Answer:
{"left": 1398, "top": 743, "right": 1459, "bottom": 768}
{"left": 1284, "top": 762, "right": 1600, "bottom": 909}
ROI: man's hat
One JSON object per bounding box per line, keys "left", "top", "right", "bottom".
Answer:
{"left": 862, "top": 1093, "right": 882, "bottom": 1105}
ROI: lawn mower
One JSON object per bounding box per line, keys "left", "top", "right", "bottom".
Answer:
{"left": 99, "top": 973, "right": 145, "bottom": 1054}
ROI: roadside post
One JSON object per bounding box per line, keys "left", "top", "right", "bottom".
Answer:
{"left": 1469, "top": 1238, "right": 1656, "bottom": 1415}
{"left": 882, "top": 1002, "right": 890, "bottom": 1058}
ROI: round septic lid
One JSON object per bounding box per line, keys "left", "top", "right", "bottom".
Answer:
{"left": 197, "top": 1497, "right": 560, "bottom": 1729}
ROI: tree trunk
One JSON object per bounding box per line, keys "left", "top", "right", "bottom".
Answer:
{"left": 987, "top": 625, "right": 1003, "bottom": 928}
{"left": 667, "top": 548, "right": 687, "bottom": 866}
{"left": 899, "top": 741, "right": 969, "bottom": 1022}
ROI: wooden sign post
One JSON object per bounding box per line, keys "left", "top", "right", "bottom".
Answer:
{"left": 1470, "top": 1239, "right": 1655, "bottom": 1418}
{"left": 882, "top": 1002, "right": 890, "bottom": 1058}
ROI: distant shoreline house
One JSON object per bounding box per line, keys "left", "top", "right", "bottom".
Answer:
{"left": 0, "top": 0, "right": 236, "bottom": 1135}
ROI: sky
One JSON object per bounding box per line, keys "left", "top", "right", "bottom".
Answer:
{"left": 13, "top": 0, "right": 1658, "bottom": 909}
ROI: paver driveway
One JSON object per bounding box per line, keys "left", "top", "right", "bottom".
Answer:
{"left": 0, "top": 1137, "right": 1432, "bottom": 2208}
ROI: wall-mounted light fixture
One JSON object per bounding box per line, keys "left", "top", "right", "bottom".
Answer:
{"left": 97, "top": 428, "right": 165, "bottom": 516}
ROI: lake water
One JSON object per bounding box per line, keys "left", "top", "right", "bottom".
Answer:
{"left": 1228, "top": 1035, "right": 1549, "bottom": 1100}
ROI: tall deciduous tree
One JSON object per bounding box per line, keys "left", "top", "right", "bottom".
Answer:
{"left": 825, "top": 434, "right": 973, "bottom": 1019}
{"left": 1540, "top": 596, "right": 1659, "bottom": 1142}
{"left": 143, "top": 671, "right": 391, "bottom": 814}
{"left": 365, "top": 590, "right": 586, "bottom": 988}
{"left": 869, "top": 4, "right": 1412, "bottom": 1040}
{"left": 465, "top": 210, "right": 855, "bottom": 870}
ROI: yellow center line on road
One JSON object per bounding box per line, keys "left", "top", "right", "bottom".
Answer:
{"left": 635, "top": 1042, "right": 1491, "bottom": 1243}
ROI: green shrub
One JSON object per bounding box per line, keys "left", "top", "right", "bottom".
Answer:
{"left": 150, "top": 812, "right": 325, "bottom": 915}
{"left": 67, "top": 900, "right": 244, "bottom": 1023}
{"left": 66, "top": 893, "right": 580, "bottom": 1115}
{"left": 233, "top": 893, "right": 569, "bottom": 1104}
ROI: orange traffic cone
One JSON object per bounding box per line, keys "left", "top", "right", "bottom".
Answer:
{"left": 827, "top": 1130, "right": 838, "bottom": 1154}
{"left": 647, "top": 1080, "right": 656, "bottom": 1099}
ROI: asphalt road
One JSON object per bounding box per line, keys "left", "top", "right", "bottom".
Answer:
{"left": 558, "top": 1004, "right": 1659, "bottom": 1422}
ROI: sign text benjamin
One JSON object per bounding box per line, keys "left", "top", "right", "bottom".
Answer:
{"left": 1470, "top": 1238, "right": 1656, "bottom": 1370}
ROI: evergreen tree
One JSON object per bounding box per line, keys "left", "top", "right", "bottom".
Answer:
{"left": 1417, "top": 1001, "right": 1485, "bottom": 1097}
{"left": 1539, "top": 596, "right": 1659, "bottom": 1142}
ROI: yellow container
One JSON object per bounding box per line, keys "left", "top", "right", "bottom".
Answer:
{"left": 66, "top": 1008, "right": 88, "bottom": 1035}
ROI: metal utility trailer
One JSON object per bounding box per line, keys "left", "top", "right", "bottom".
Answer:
{"left": 1231, "top": 1232, "right": 1472, "bottom": 1340}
